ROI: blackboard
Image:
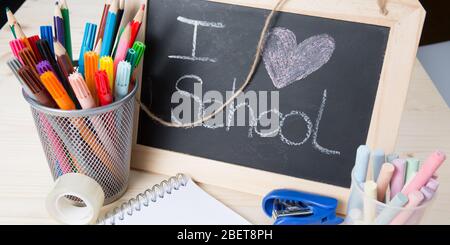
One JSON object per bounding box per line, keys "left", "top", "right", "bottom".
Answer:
{"left": 137, "top": 0, "right": 389, "bottom": 188}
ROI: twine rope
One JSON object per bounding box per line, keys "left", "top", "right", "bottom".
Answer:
{"left": 136, "top": 0, "right": 288, "bottom": 128}
{"left": 378, "top": 0, "right": 389, "bottom": 15}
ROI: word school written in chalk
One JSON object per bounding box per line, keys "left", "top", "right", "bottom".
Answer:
{"left": 164, "top": 16, "right": 340, "bottom": 156}
{"left": 170, "top": 78, "right": 339, "bottom": 155}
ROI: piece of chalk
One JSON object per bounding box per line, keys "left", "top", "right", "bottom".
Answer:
{"left": 390, "top": 191, "right": 424, "bottom": 225}
{"left": 354, "top": 145, "right": 371, "bottom": 183}
{"left": 372, "top": 149, "right": 385, "bottom": 181}
{"left": 405, "top": 158, "right": 420, "bottom": 183}
{"left": 425, "top": 178, "right": 439, "bottom": 191}
{"left": 386, "top": 153, "right": 399, "bottom": 163}
{"left": 420, "top": 186, "right": 435, "bottom": 202}
{"left": 402, "top": 151, "right": 446, "bottom": 195}
{"left": 348, "top": 208, "right": 362, "bottom": 221}
{"left": 373, "top": 193, "right": 409, "bottom": 225}
{"left": 363, "top": 181, "right": 377, "bottom": 224}
{"left": 376, "top": 163, "right": 394, "bottom": 202}
{"left": 347, "top": 145, "right": 371, "bottom": 213}
{"left": 390, "top": 159, "right": 407, "bottom": 199}
{"left": 402, "top": 172, "right": 417, "bottom": 192}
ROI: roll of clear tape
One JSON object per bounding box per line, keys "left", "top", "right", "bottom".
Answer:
{"left": 46, "top": 173, "right": 105, "bottom": 225}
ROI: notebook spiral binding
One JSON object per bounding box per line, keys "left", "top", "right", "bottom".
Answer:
{"left": 96, "top": 173, "right": 188, "bottom": 225}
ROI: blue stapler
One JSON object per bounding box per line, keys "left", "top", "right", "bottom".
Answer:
{"left": 262, "top": 189, "right": 343, "bottom": 225}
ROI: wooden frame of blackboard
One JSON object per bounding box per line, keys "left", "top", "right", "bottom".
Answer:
{"left": 131, "top": 0, "right": 425, "bottom": 214}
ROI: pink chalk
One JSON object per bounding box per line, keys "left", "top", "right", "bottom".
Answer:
{"left": 390, "top": 159, "right": 406, "bottom": 199}
{"left": 390, "top": 191, "right": 424, "bottom": 225}
{"left": 402, "top": 151, "right": 445, "bottom": 196}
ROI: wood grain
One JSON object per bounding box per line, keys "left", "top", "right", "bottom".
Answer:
{"left": 0, "top": 0, "right": 448, "bottom": 225}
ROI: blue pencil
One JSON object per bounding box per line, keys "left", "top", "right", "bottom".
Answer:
{"left": 53, "top": 2, "right": 65, "bottom": 47}
{"left": 40, "top": 26, "right": 55, "bottom": 55}
{"left": 78, "top": 23, "right": 97, "bottom": 75}
{"left": 100, "top": 0, "right": 118, "bottom": 57}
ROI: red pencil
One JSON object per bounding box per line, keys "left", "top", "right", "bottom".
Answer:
{"left": 96, "top": 0, "right": 111, "bottom": 45}
{"left": 128, "top": 4, "right": 145, "bottom": 48}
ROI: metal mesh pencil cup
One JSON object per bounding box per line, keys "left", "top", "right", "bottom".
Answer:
{"left": 23, "top": 84, "right": 138, "bottom": 205}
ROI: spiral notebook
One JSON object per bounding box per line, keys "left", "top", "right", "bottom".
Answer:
{"left": 97, "top": 174, "right": 251, "bottom": 225}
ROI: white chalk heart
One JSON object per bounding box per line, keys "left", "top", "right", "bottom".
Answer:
{"left": 263, "top": 27, "right": 335, "bottom": 89}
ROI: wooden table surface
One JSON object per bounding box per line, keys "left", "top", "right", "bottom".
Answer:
{"left": 0, "top": 0, "right": 449, "bottom": 225}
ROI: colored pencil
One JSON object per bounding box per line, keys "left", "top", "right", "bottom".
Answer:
{"left": 111, "top": 25, "right": 125, "bottom": 57}
{"left": 113, "top": 0, "right": 125, "bottom": 47}
{"left": 78, "top": 23, "right": 97, "bottom": 75}
{"left": 14, "top": 22, "right": 35, "bottom": 60}
{"left": 40, "top": 26, "right": 55, "bottom": 55}
{"left": 129, "top": 4, "right": 145, "bottom": 48}
{"left": 54, "top": 41, "right": 75, "bottom": 81}
{"left": 94, "top": 39, "right": 102, "bottom": 55}
{"left": 84, "top": 51, "right": 100, "bottom": 104}
{"left": 96, "top": 0, "right": 111, "bottom": 45}
{"left": 99, "top": 56, "right": 114, "bottom": 92}
{"left": 5, "top": 7, "right": 18, "bottom": 39}
{"left": 40, "top": 71, "right": 75, "bottom": 110}
{"left": 54, "top": 2, "right": 66, "bottom": 48}
{"left": 18, "top": 66, "right": 56, "bottom": 108}
{"left": 59, "top": 0, "right": 72, "bottom": 61}
{"left": 100, "top": 0, "right": 118, "bottom": 57}
{"left": 113, "top": 23, "right": 131, "bottom": 73}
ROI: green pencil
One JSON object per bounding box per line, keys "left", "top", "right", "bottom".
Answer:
{"left": 59, "top": 0, "right": 73, "bottom": 61}
{"left": 5, "top": 7, "right": 17, "bottom": 39}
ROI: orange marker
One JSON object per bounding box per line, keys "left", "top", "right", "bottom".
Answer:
{"left": 40, "top": 71, "right": 75, "bottom": 110}
{"left": 84, "top": 51, "right": 99, "bottom": 103}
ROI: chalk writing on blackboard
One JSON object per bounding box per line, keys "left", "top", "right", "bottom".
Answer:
{"left": 168, "top": 16, "right": 225, "bottom": 62}
{"left": 165, "top": 16, "right": 340, "bottom": 156}
{"left": 263, "top": 27, "right": 335, "bottom": 89}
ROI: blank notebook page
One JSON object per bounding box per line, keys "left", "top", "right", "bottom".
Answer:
{"left": 103, "top": 177, "right": 251, "bottom": 225}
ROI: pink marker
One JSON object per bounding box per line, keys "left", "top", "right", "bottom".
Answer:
{"left": 390, "top": 191, "right": 424, "bottom": 225}
{"left": 402, "top": 151, "right": 445, "bottom": 196}
{"left": 113, "top": 23, "right": 131, "bottom": 77}
{"left": 390, "top": 159, "right": 406, "bottom": 199}
{"left": 9, "top": 39, "right": 26, "bottom": 62}
{"left": 68, "top": 72, "right": 96, "bottom": 109}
